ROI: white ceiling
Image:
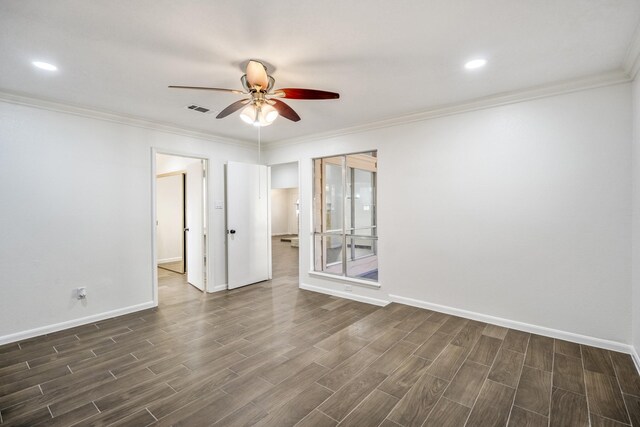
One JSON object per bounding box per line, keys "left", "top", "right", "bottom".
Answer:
{"left": 1, "top": 1, "right": 639, "bottom": 144}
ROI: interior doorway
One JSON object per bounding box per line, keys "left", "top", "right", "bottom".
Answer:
{"left": 156, "top": 172, "right": 185, "bottom": 274}
{"left": 154, "top": 152, "right": 208, "bottom": 296}
{"left": 270, "top": 161, "right": 300, "bottom": 280}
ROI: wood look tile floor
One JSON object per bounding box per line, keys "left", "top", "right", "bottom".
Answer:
{"left": 1, "top": 238, "right": 639, "bottom": 426}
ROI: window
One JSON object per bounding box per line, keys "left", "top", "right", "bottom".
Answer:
{"left": 313, "top": 151, "right": 378, "bottom": 282}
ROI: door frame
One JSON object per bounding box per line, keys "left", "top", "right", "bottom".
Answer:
{"left": 151, "top": 147, "right": 212, "bottom": 306}
{"left": 267, "top": 160, "right": 301, "bottom": 277}
{"left": 156, "top": 171, "right": 186, "bottom": 274}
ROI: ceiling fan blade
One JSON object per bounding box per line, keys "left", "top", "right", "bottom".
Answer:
{"left": 275, "top": 88, "right": 339, "bottom": 100}
{"left": 271, "top": 99, "right": 301, "bottom": 122}
{"left": 246, "top": 60, "right": 269, "bottom": 89}
{"left": 216, "top": 99, "right": 251, "bottom": 119}
{"left": 169, "top": 85, "right": 245, "bottom": 94}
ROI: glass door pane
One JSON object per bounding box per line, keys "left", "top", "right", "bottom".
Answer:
{"left": 323, "top": 157, "right": 343, "bottom": 233}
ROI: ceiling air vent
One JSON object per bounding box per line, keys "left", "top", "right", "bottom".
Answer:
{"left": 186, "top": 104, "right": 212, "bottom": 114}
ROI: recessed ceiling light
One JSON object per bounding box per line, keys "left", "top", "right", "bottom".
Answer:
{"left": 464, "top": 59, "right": 487, "bottom": 70}
{"left": 32, "top": 61, "right": 57, "bottom": 71}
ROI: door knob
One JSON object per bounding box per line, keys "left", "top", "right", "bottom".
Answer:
{"left": 229, "top": 229, "right": 236, "bottom": 234}
{"left": 184, "top": 228, "right": 189, "bottom": 232}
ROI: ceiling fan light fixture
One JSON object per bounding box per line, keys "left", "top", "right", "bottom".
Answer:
{"left": 170, "top": 59, "right": 338, "bottom": 125}
{"left": 240, "top": 103, "right": 278, "bottom": 127}
{"left": 240, "top": 104, "right": 257, "bottom": 125}
{"left": 261, "top": 104, "right": 279, "bottom": 124}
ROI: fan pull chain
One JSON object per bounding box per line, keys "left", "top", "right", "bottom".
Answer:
{"left": 258, "top": 125, "right": 262, "bottom": 199}
{"left": 258, "top": 125, "right": 261, "bottom": 164}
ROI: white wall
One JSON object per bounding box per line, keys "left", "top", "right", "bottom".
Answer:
{"left": 0, "top": 100, "right": 256, "bottom": 341}
{"left": 271, "top": 188, "right": 299, "bottom": 235}
{"left": 633, "top": 77, "right": 640, "bottom": 361}
{"left": 156, "top": 153, "right": 200, "bottom": 175}
{"left": 156, "top": 174, "right": 183, "bottom": 263}
{"left": 287, "top": 189, "right": 299, "bottom": 235}
{"left": 271, "top": 162, "right": 298, "bottom": 189}
{"left": 266, "top": 83, "right": 633, "bottom": 346}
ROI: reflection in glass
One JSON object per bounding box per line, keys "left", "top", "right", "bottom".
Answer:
{"left": 313, "top": 151, "right": 378, "bottom": 282}
{"left": 346, "top": 237, "right": 378, "bottom": 281}
{"left": 324, "top": 159, "right": 343, "bottom": 232}
{"left": 314, "top": 234, "right": 343, "bottom": 275}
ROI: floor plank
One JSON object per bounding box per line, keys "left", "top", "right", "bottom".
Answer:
{"left": 514, "top": 366, "right": 552, "bottom": 416}
{"left": 317, "top": 368, "right": 387, "bottom": 421}
{"left": 466, "top": 335, "right": 501, "bottom": 366}
{"left": 582, "top": 346, "right": 616, "bottom": 377}
{"left": 549, "top": 387, "right": 589, "bottom": 427}
{"left": 524, "top": 334, "right": 553, "bottom": 372}
{"left": 508, "top": 406, "right": 549, "bottom": 427}
{"left": 488, "top": 348, "right": 524, "bottom": 388}
{"left": 465, "top": 380, "right": 516, "bottom": 427}
{"left": 610, "top": 351, "right": 640, "bottom": 397}
{"left": 377, "top": 355, "right": 432, "bottom": 399}
{"left": 553, "top": 352, "right": 586, "bottom": 395}
{"left": 584, "top": 370, "right": 630, "bottom": 424}
{"left": 338, "top": 389, "right": 399, "bottom": 427}
{"left": 387, "top": 373, "right": 448, "bottom": 427}
{"left": 442, "top": 360, "right": 490, "bottom": 407}
{"left": 423, "top": 397, "right": 471, "bottom": 427}
{"left": 503, "top": 330, "right": 530, "bottom": 353}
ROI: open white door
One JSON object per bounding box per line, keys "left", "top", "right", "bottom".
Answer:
{"left": 186, "top": 161, "right": 205, "bottom": 291}
{"left": 227, "top": 162, "right": 271, "bottom": 289}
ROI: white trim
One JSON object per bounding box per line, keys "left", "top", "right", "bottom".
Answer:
{"left": 0, "top": 72, "right": 630, "bottom": 152}
{"left": 623, "top": 20, "right": 640, "bottom": 80}
{"left": 308, "top": 271, "right": 380, "bottom": 289}
{"left": 388, "top": 294, "right": 633, "bottom": 354}
{"left": 158, "top": 257, "right": 183, "bottom": 264}
{"left": 266, "top": 71, "right": 630, "bottom": 149}
{"left": 631, "top": 346, "right": 640, "bottom": 375}
{"left": 300, "top": 282, "right": 389, "bottom": 306}
{"left": 151, "top": 148, "right": 213, "bottom": 299}
{"left": 267, "top": 168, "right": 273, "bottom": 281}
{"left": 0, "top": 301, "right": 155, "bottom": 346}
{"left": 208, "top": 284, "right": 228, "bottom": 293}
{"left": 0, "top": 90, "right": 254, "bottom": 149}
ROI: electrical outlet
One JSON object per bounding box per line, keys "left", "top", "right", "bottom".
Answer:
{"left": 345, "top": 284, "right": 352, "bottom": 292}
{"left": 76, "top": 287, "right": 87, "bottom": 299}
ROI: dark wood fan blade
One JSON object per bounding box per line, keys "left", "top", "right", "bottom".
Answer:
{"left": 271, "top": 99, "right": 301, "bottom": 122}
{"left": 216, "top": 99, "right": 251, "bottom": 119}
{"left": 169, "top": 85, "right": 245, "bottom": 94}
{"left": 276, "top": 88, "right": 339, "bottom": 100}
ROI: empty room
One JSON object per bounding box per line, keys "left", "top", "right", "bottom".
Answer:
{"left": 2, "top": 1, "right": 640, "bottom": 426}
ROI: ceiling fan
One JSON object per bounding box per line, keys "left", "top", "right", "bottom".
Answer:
{"left": 169, "top": 60, "right": 339, "bottom": 127}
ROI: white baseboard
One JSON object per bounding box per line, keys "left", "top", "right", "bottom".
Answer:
{"left": 300, "top": 282, "right": 389, "bottom": 307}
{"left": 208, "top": 284, "right": 227, "bottom": 293}
{"left": 158, "top": 257, "right": 182, "bottom": 264}
{"left": 0, "top": 301, "right": 156, "bottom": 346}
{"left": 388, "top": 294, "right": 633, "bottom": 355}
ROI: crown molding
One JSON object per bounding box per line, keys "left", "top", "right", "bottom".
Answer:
{"left": 623, "top": 19, "right": 640, "bottom": 80}
{"left": 0, "top": 89, "right": 256, "bottom": 149}
{"left": 0, "top": 67, "right": 631, "bottom": 153}
{"left": 265, "top": 70, "right": 631, "bottom": 150}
